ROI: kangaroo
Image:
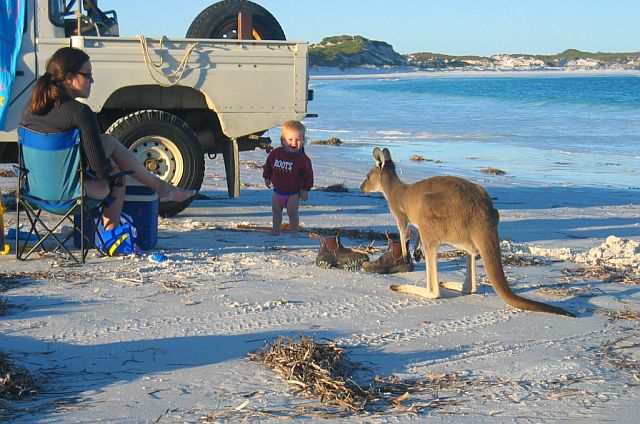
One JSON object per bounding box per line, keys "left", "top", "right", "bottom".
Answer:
{"left": 360, "top": 147, "right": 575, "bottom": 317}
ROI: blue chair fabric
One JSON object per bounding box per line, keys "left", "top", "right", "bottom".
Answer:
{"left": 16, "top": 127, "right": 105, "bottom": 263}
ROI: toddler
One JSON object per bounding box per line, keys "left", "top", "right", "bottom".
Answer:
{"left": 263, "top": 121, "right": 314, "bottom": 236}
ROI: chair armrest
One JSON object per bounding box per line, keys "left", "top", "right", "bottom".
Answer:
{"left": 107, "top": 170, "right": 135, "bottom": 188}
{"left": 83, "top": 170, "right": 135, "bottom": 187}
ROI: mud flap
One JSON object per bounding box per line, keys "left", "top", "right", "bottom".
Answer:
{"left": 223, "top": 138, "right": 240, "bottom": 198}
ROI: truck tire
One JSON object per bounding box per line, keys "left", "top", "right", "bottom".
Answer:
{"left": 186, "top": 0, "right": 285, "bottom": 40}
{"left": 107, "top": 110, "right": 205, "bottom": 217}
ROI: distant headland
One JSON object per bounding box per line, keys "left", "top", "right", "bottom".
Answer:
{"left": 309, "top": 35, "right": 640, "bottom": 73}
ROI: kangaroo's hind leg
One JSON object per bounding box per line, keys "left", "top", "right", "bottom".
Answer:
{"left": 424, "top": 242, "right": 442, "bottom": 298}
{"left": 390, "top": 234, "right": 441, "bottom": 299}
{"left": 461, "top": 253, "right": 477, "bottom": 294}
{"left": 440, "top": 253, "right": 478, "bottom": 293}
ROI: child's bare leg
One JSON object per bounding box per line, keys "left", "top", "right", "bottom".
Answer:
{"left": 100, "top": 134, "right": 196, "bottom": 202}
{"left": 271, "top": 192, "right": 283, "bottom": 235}
{"left": 286, "top": 194, "right": 301, "bottom": 237}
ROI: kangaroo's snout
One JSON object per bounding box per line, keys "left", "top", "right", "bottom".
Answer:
{"left": 359, "top": 178, "right": 370, "bottom": 192}
{"left": 360, "top": 172, "right": 379, "bottom": 193}
{"left": 360, "top": 156, "right": 384, "bottom": 193}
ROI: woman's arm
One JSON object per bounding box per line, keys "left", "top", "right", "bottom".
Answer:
{"left": 74, "top": 103, "right": 112, "bottom": 179}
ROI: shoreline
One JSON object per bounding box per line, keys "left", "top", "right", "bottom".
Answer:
{"left": 310, "top": 68, "right": 640, "bottom": 80}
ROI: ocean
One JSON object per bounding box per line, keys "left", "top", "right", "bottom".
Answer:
{"left": 305, "top": 73, "right": 640, "bottom": 189}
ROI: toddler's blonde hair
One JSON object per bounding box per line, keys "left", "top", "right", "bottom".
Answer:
{"left": 281, "top": 120, "right": 307, "bottom": 144}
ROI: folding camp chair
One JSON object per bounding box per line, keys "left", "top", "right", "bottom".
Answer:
{"left": 15, "top": 127, "right": 126, "bottom": 263}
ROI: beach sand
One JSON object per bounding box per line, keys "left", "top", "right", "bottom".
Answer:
{"left": 0, "top": 145, "right": 639, "bottom": 423}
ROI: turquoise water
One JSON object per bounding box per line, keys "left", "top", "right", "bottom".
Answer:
{"left": 306, "top": 74, "right": 640, "bottom": 188}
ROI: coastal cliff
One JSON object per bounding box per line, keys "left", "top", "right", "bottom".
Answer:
{"left": 309, "top": 35, "right": 640, "bottom": 71}
{"left": 309, "top": 35, "right": 405, "bottom": 68}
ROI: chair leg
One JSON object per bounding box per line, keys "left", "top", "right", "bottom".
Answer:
{"left": 17, "top": 202, "right": 48, "bottom": 261}
{"left": 89, "top": 207, "right": 108, "bottom": 259}
{"left": 48, "top": 209, "right": 83, "bottom": 263}
{"left": 76, "top": 205, "right": 107, "bottom": 262}
{"left": 17, "top": 201, "right": 85, "bottom": 263}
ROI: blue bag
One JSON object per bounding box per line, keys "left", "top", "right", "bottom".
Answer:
{"left": 95, "top": 212, "right": 138, "bottom": 256}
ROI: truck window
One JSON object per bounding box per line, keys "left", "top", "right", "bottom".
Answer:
{"left": 48, "top": 0, "right": 74, "bottom": 27}
{"left": 49, "top": 0, "right": 119, "bottom": 37}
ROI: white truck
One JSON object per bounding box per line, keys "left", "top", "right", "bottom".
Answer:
{"left": 1, "top": 0, "right": 313, "bottom": 216}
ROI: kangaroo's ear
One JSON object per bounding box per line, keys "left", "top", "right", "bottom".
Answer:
{"left": 373, "top": 147, "right": 385, "bottom": 168}
{"left": 382, "top": 148, "right": 392, "bottom": 162}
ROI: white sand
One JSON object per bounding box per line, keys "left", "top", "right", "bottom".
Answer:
{"left": 1, "top": 144, "right": 638, "bottom": 423}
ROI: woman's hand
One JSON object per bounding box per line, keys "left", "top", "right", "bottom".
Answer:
{"left": 264, "top": 179, "right": 272, "bottom": 188}
{"left": 300, "top": 189, "right": 309, "bottom": 201}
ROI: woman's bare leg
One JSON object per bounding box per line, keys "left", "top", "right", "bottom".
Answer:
{"left": 84, "top": 160, "right": 124, "bottom": 230}
{"left": 99, "top": 134, "right": 196, "bottom": 202}
{"left": 100, "top": 181, "right": 125, "bottom": 230}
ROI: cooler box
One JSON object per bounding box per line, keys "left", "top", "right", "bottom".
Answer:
{"left": 74, "top": 177, "right": 158, "bottom": 250}
{"left": 121, "top": 177, "right": 158, "bottom": 250}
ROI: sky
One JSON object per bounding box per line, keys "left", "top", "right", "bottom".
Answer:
{"left": 104, "top": 0, "right": 639, "bottom": 56}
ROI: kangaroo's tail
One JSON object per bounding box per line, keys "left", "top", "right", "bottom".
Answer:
{"left": 479, "top": 231, "right": 576, "bottom": 317}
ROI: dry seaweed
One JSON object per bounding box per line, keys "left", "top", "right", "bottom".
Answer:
{"left": 538, "top": 284, "right": 593, "bottom": 297}
{"left": 560, "top": 266, "right": 639, "bottom": 285}
{"left": 596, "top": 308, "right": 640, "bottom": 321}
{"left": 323, "top": 183, "right": 349, "bottom": 193}
{"left": 0, "top": 169, "right": 16, "bottom": 178}
{"left": 501, "top": 253, "right": 544, "bottom": 266}
{"left": 239, "top": 335, "right": 463, "bottom": 417}
{"left": 437, "top": 249, "right": 466, "bottom": 260}
{"left": 310, "top": 137, "right": 342, "bottom": 145}
{"left": 479, "top": 167, "right": 506, "bottom": 175}
{"left": 591, "top": 335, "right": 640, "bottom": 377}
{"left": 0, "top": 352, "right": 38, "bottom": 400}
{"left": 0, "top": 271, "right": 51, "bottom": 292}
{"left": 410, "top": 155, "right": 432, "bottom": 162}
{"left": 248, "top": 336, "right": 370, "bottom": 411}
{"left": 204, "top": 335, "right": 609, "bottom": 421}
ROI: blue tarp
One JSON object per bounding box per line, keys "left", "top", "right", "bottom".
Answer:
{"left": 0, "top": 0, "right": 26, "bottom": 128}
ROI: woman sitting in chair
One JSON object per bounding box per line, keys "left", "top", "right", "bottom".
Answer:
{"left": 20, "top": 47, "right": 196, "bottom": 231}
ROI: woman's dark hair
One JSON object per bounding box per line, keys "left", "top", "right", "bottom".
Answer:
{"left": 30, "top": 47, "right": 90, "bottom": 115}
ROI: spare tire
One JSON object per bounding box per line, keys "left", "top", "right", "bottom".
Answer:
{"left": 186, "top": 0, "right": 285, "bottom": 40}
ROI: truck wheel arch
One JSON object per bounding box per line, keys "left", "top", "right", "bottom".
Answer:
{"left": 107, "top": 110, "right": 205, "bottom": 217}
{"left": 99, "top": 85, "right": 224, "bottom": 145}
{"left": 101, "top": 85, "right": 213, "bottom": 113}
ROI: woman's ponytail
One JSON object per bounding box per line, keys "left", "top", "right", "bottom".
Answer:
{"left": 30, "top": 74, "right": 68, "bottom": 115}
{"left": 28, "top": 47, "right": 89, "bottom": 115}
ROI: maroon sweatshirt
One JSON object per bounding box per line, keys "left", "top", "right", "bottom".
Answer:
{"left": 263, "top": 147, "right": 313, "bottom": 193}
